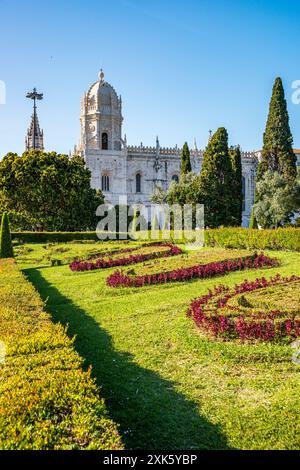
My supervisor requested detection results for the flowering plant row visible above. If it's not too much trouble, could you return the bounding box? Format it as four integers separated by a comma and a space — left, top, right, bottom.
69, 243, 183, 272
106, 253, 278, 288
187, 274, 300, 342
86, 242, 167, 261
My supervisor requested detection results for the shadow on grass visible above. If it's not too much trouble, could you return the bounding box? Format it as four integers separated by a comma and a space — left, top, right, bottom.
24, 267, 233, 450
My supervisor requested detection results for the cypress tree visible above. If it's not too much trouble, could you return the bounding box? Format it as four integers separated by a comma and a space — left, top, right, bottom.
199, 128, 232, 227
0, 212, 14, 258
249, 208, 258, 229
229, 146, 243, 226
180, 142, 192, 176
257, 77, 297, 182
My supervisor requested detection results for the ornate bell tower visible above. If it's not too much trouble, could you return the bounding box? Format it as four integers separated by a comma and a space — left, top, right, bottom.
78, 71, 127, 204
79, 70, 123, 152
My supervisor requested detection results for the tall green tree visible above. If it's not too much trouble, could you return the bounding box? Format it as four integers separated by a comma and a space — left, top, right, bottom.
253, 171, 300, 228
0, 212, 13, 258
180, 142, 192, 176
249, 208, 258, 229
257, 77, 297, 182
167, 173, 202, 207
151, 174, 203, 230
228, 146, 243, 226
199, 128, 233, 227
0, 151, 104, 231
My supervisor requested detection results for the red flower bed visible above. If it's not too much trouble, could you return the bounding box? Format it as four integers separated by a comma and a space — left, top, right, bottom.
107, 253, 278, 288
187, 274, 300, 341
69, 243, 183, 272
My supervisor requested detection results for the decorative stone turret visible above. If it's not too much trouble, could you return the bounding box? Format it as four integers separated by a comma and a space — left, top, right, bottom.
25, 87, 44, 151
79, 70, 127, 204
79, 69, 123, 152
25, 112, 44, 151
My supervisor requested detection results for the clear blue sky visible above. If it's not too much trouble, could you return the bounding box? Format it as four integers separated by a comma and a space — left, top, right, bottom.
0, 0, 300, 157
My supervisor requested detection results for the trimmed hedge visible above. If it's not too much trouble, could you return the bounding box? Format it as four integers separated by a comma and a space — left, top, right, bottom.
0, 259, 123, 450
11, 231, 128, 243
204, 228, 300, 251
11, 228, 300, 251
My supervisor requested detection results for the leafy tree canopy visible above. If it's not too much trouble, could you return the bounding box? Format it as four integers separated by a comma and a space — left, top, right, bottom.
0, 150, 104, 231
253, 170, 300, 228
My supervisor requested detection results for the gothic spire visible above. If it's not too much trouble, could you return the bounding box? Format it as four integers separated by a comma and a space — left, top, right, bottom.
25, 111, 44, 151
25, 88, 44, 151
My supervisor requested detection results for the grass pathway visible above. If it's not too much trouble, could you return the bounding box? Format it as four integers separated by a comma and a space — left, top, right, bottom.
20, 246, 300, 450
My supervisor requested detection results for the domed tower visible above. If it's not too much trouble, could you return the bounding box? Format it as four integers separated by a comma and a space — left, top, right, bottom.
80, 69, 123, 152
79, 70, 127, 203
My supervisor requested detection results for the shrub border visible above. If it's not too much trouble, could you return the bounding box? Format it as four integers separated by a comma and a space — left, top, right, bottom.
0, 259, 123, 450
12, 228, 300, 251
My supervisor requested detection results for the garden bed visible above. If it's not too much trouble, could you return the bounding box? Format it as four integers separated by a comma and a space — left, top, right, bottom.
187, 274, 300, 341
70, 243, 183, 272
107, 253, 278, 288
125, 248, 251, 277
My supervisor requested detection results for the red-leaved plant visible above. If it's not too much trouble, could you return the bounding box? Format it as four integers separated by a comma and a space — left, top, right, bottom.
70, 243, 183, 272
187, 274, 300, 341
106, 253, 278, 288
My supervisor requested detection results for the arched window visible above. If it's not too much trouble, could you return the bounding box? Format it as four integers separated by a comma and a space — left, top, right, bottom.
102, 175, 110, 192
136, 173, 141, 193
102, 132, 108, 150
242, 176, 246, 212
172, 175, 179, 183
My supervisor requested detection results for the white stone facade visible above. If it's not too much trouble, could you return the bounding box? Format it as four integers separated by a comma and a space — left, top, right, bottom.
77, 71, 260, 227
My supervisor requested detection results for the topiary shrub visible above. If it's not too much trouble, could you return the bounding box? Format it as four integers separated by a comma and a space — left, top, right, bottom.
0, 212, 14, 258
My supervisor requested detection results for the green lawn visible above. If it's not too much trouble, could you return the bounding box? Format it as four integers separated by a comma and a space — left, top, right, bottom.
18, 242, 300, 450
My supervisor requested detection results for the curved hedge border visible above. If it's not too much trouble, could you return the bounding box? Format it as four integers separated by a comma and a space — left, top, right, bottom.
187, 274, 300, 341
70, 243, 183, 272
0, 259, 123, 450
107, 253, 278, 288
